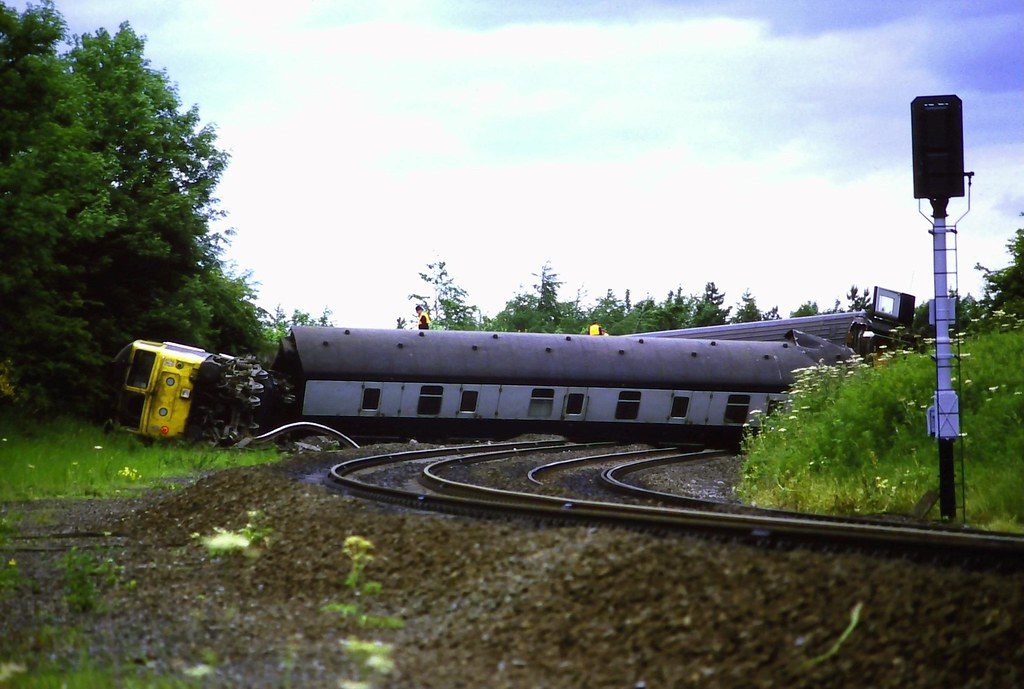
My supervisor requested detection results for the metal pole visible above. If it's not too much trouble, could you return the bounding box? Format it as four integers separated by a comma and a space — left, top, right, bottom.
928, 198, 959, 519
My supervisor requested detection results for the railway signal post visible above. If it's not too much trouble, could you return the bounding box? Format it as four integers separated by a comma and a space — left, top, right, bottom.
911, 94, 968, 520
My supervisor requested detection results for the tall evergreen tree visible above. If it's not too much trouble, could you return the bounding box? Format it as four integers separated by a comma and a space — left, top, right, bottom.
487, 263, 587, 333
533, 262, 564, 331
587, 290, 627, 335
845, 285, 871, 312
692, 282, 731, 327
730, 289, 762, 324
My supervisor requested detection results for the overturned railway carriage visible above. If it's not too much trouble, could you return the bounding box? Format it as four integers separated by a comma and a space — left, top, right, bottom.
273, 327, 851, 446
114, 325, 854, 448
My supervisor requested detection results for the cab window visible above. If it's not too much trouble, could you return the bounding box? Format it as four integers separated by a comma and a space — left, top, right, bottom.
126, 350, 157, 389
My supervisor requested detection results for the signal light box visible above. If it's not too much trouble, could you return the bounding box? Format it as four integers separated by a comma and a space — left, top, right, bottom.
871, 287, 915, 326
911, 95, 964, 200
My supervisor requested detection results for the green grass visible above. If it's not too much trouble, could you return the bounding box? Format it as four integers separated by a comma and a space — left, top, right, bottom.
740, 328, 1024, 531
1, 660, 203, 688
0, 416, 283, 688
0, 415, 280, 501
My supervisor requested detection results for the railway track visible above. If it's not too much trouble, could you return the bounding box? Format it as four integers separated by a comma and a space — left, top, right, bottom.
327, 440, 1024, 566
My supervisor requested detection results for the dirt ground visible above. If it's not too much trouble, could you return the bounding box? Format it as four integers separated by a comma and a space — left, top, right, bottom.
1, 447, 1022, 688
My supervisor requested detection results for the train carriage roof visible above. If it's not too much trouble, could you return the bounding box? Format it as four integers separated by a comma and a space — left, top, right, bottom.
636, 312, 870, 344
274, 326, 852, 393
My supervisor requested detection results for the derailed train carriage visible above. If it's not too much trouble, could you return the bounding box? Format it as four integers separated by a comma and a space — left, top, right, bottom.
113, 324, 850, 449
268, 326, 852, 447
112, 288, 914, 448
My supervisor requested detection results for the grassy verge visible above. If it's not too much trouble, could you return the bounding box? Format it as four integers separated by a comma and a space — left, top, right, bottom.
1, 662, 204, 688
0, 415, 280, 501
0, 419, 286, 689
740, 328, 1024, 532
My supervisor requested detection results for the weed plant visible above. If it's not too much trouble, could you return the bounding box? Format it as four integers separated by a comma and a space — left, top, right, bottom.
339, 637, 395, 689
0, 414, 280, 500
741, 328, 1024, 531
194, 510, 274, 557
60, 547, 133, 613
322, 536, 405, 630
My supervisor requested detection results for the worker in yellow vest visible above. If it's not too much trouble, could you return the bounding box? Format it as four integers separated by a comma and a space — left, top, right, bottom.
415, 305, 431, 330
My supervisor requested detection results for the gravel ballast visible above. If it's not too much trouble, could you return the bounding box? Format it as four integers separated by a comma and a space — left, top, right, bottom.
1, 447, 1021, 688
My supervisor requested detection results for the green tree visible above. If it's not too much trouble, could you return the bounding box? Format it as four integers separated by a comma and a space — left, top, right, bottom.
66, 23, 244, 350
822, 298, 843, 314
487, 262, 584, 333
533, 262, 565, 331
611, 293, 665, 334
486, 291, 544, 332
955, 292, 986, 335
0, 5, 261, 417
791, 302, 820, 318
586, 290, 628, 335
691, 282, 731, 327
409, 261, 481, 330
629, 288, 695, 332
977, 219, 1024, 325
844, 285, 871, 312
0, 2, 109, 414
730, 290, 762, 324
261, 305, 335, 344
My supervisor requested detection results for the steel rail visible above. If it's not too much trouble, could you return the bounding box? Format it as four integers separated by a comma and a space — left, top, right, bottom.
328, 443, 1024, 564
328, 438, 589, 492
600, 453, 972, 528
526, 447, 701, 485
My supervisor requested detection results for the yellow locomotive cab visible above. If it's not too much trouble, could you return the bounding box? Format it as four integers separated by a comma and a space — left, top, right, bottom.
115, 340, 211, 439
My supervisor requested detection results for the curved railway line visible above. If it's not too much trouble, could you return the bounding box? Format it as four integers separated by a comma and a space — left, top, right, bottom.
327, 440, 1024, 567
5, 439, 1022, 688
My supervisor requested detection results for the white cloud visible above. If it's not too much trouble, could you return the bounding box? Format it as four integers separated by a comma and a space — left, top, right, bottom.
13, 0, 1024, 327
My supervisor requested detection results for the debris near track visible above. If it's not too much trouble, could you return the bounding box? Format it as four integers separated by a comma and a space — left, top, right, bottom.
1, 445, 1021, 688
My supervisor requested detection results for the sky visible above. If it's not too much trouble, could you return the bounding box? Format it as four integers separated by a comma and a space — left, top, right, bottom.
16, 0, 1024, 328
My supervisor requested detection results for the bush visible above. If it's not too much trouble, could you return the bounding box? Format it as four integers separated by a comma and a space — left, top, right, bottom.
740, 329, 1024, 530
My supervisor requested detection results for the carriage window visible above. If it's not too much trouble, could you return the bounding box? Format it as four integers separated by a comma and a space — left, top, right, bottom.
417, 385, 444, 415
766, 398, 785, 418
126, 350, 157, 390
615, 390, 642, 420
565, 393, 585, 416
361, 387, 381, 411
117, 391, 146, 430
528, 388, 555, 417
460, 390, 479, 413
670, 396, 690, 419
724, 394, 751, 424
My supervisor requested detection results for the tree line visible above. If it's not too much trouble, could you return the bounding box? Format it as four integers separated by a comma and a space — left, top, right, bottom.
1, 3, 1021, 421
406, 261, 878, 335
405, 250, 1024, 341
1, 3, 263, 418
